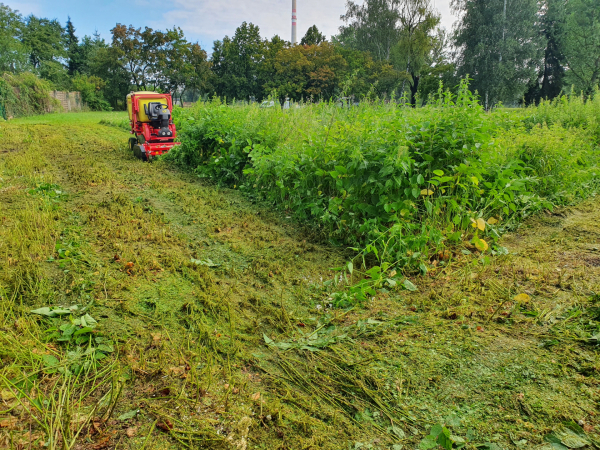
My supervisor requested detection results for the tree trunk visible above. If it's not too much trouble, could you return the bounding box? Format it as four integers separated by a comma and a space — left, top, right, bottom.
410, 74, 420, 107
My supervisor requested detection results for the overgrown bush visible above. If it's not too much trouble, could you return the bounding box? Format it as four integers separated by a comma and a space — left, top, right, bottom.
0, 72, 58, 117
169, 83, 600, 272
71, 74, 111, 111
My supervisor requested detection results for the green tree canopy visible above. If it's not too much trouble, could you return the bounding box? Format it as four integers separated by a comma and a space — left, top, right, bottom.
211, 22, 266, 101
452, 0, 542, 107
301, 25, 326, 46
563, 0, 600, 94
339, 0, 401, 61
389, 0, 440, 104
0, 4, 29, 73
265, 42, 347, 101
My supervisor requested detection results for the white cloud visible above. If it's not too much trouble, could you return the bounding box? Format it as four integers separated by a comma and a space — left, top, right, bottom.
161, 0, 456, 48
4, 0, 43, 16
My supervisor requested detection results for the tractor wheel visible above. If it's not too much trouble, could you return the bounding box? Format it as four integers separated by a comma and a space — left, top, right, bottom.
133, 144, 148, 161
128, 137, 137, 151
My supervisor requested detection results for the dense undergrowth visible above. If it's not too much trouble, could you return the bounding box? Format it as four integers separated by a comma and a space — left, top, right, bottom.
169, 84, 600, 285
0, 72, 59, 119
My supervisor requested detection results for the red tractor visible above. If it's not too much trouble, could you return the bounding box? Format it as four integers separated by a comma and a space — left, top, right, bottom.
127, 92, 180, 160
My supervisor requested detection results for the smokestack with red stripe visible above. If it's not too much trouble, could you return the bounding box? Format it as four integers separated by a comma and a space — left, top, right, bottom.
292, 0, 297, 45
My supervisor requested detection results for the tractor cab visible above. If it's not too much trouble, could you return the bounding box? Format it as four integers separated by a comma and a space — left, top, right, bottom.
127, 92, 180, 160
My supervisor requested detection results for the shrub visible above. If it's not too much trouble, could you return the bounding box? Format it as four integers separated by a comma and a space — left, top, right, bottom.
71, 74, 112, 111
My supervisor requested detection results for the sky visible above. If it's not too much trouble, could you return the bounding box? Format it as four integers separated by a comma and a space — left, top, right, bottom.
5, 0, 457, 51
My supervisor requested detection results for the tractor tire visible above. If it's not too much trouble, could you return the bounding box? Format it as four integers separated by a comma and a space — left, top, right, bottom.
133, 144, 148, 161
128, 137, 137, 152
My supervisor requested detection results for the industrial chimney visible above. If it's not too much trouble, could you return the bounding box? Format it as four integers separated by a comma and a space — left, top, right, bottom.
292, 0, 297, 45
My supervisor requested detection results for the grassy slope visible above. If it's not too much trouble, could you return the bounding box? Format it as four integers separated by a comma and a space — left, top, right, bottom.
0, 112, 598, 450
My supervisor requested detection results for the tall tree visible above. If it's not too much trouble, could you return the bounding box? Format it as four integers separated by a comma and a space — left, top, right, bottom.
339, 0, 401, 61
22, 16, 67, 69
65, 17, 81, 75
539, 0, 566, 100
563, 0, 600, 95
301, 25, 326, 46
0, 4, 29, 72
390, 0, 440, 104
211, 22, 266, 101
452, 0, 542, 108
523, 0, 567, 104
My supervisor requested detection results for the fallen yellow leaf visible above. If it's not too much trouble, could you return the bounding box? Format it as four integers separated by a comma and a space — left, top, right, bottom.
421, 189, 434, 196
487, 217, 499, 225
476, 218, 486, 231
474, 238, 489, 252
514, 293, 530, 303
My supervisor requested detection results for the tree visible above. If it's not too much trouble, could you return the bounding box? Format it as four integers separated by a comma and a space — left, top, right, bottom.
22, 16, 67, 69
0, 4, 29, 73
563, 0, 600, 95
389, 0, 440, 105
301, 25, 326, 46
339, 0, 401, 61
258, 35, 288, 98
66, 17, 81, 76
452, 0, 542, 108
211, 22, 266, 101
111, 24, 202, 95
539, 0, 566, 100
339, 0, 443, 104
335, 45, 403, 99
414, 28, 457, 102
524, 0, 567, 104
265, 42, 347, 101
87, 44, 131, 109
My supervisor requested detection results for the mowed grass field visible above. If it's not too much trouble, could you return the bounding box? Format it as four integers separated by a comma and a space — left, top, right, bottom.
0, 112, 599, 450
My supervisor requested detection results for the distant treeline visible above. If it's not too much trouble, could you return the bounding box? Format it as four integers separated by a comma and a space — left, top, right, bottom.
0, 0, 598, 112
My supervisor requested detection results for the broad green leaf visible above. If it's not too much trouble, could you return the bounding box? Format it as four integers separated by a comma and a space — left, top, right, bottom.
403, 279, 418, 292
31, 307, 72, 317
263, 334, 275, 346
42, 354, 59, 367
97, 344, 114, 353
73, 327, 94, 336
117, 409, 139, 421
419, 436, 438, 450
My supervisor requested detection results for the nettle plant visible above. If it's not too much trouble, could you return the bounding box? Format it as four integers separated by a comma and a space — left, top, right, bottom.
31, 305, 114, 375
170, 80, 557, 307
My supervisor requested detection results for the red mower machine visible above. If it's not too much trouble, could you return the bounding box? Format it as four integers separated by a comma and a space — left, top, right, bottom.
127, 92, 180, 160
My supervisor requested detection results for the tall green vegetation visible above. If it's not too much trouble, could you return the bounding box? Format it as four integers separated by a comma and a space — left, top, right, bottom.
0, 72, 56, 117
169, 85, 600, 287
